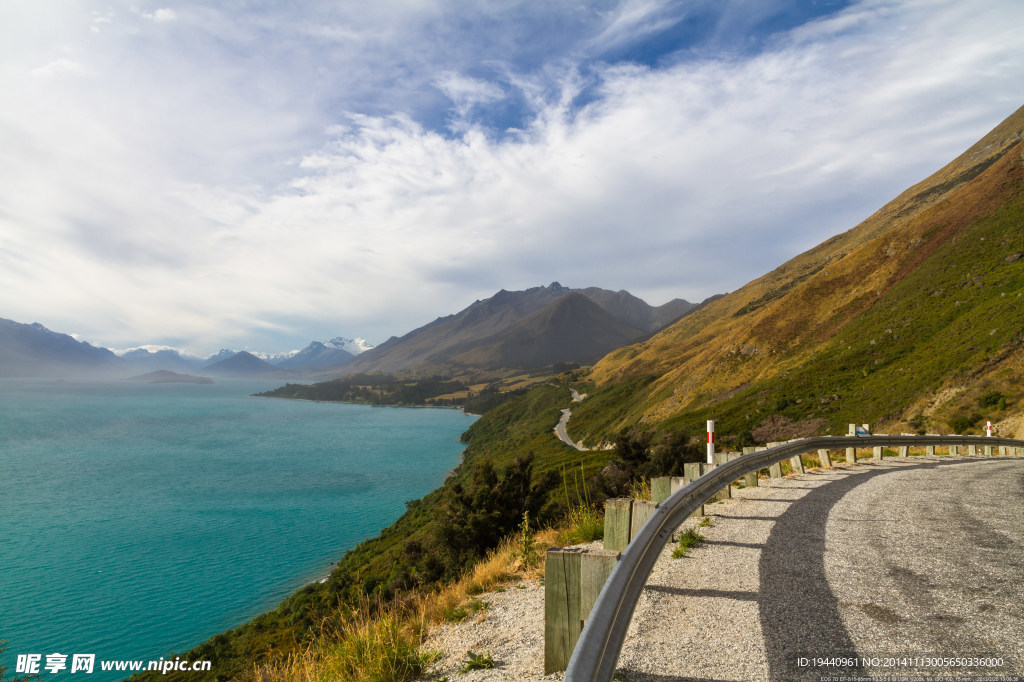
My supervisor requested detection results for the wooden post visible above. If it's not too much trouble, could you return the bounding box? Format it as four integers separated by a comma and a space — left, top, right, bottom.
769, 461, 783, 479
898, 434, 911, 458
968, 444, 978, 456
669, 476, 690, 494
949, 444, 959, 456
701, 462, 730, 501
846, 424, 857, 463
603, 499, 632, 552
630, 500, 658, 538
873, 446, 883, 461
817, 448, 833, 468
789, 454, 805, 475
651, 477, 671, 504
999, 446, 1007, 457
683, 462, 701, 481
545, 548, 620, 674
669, 476, 702, 517
984, 445, 993, 457
545, 548, 582, 674
579, 550, 620, 624
716, 451, 744, 487
741, 447, 759, 483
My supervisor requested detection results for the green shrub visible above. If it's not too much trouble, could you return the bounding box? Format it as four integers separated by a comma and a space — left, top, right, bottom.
947, 414, 977, 433
978, 391, 1005, 408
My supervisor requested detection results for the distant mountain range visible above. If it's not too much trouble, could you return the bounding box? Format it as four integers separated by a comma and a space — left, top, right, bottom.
0, 284, 709, 379
0, 322, 374, 378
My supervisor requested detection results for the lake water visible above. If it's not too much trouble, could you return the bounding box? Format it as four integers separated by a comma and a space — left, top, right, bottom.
0, 378, 476, 678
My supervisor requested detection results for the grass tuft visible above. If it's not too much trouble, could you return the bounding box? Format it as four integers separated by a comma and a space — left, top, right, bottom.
458, 651, 494, 673
671, 528, 705, 559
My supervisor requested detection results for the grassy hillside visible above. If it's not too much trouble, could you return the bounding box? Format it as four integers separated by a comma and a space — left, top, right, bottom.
580, 103, 1024, 441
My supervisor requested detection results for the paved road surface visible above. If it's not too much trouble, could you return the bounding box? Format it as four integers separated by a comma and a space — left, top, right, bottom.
614, 456, 1024, 681
555, 408, 587, 451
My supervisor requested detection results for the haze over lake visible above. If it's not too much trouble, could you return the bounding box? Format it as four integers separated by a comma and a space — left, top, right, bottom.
0, 379, 475, 679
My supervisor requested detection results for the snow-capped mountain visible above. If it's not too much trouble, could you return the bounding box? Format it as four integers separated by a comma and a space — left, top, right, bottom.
326, 337, 373, 355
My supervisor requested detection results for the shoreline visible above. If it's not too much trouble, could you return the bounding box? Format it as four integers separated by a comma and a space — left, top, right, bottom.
253, 392, 479, 416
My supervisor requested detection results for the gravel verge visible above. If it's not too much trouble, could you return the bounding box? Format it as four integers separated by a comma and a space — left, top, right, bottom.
418, 455, 1024, 681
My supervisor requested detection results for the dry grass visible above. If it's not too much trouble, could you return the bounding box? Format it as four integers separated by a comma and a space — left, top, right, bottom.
247, 527, 566, 682
250, 598, 432, 682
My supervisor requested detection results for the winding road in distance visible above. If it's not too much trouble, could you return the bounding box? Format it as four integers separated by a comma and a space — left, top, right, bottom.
555, 389, 589, 451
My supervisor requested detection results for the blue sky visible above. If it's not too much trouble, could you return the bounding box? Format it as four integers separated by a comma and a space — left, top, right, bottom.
1, 0, 1022, 356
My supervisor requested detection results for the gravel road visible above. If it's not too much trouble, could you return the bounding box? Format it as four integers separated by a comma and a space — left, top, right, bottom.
420, 455, 1024, 681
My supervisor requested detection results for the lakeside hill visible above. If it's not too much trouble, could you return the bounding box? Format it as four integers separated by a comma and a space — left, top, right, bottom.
128, 370, 214, 384
337, 282, 709, 375
134, 104, 1024, 681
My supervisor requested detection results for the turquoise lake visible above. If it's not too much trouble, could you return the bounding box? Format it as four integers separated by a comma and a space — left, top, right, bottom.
0, 378, 476, 678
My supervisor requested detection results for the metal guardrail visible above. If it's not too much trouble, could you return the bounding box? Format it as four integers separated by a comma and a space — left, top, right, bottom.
564, 434, 1024, 681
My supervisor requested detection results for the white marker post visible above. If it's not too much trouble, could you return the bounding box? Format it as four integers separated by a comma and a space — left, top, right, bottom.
986, 421, 993, 437
706, 419, 715, 464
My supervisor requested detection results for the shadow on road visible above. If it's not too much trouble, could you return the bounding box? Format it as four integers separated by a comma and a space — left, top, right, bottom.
757, 459, 970, 681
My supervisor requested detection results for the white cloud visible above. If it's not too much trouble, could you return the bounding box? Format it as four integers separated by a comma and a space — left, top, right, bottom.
588, 0, 685, 53
31, 58, 85, 78
435, 71, 506, 121
0, 0, 1022, 354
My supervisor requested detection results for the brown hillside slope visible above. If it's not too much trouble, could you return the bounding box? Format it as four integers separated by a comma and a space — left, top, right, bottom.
589, 103, 1024, 431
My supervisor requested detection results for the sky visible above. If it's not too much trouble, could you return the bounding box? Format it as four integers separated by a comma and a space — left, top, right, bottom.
1, 0, 1022, 357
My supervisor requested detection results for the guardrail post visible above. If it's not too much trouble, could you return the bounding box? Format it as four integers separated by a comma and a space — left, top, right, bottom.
545, 548, 582, 674
817, 448, 833, 468
898, 434, 912, 457
742, 447, 760, 485
651, 477, 672, 504
580, 550, 620, 621
968, 444, 978, 456
603, 499, 632, 552
846, 424, 857, 462
949, 444, 959, 456
631, 500, 658, 538
984, 444, 993, 457
926, 435, 938, 456
545, 548, 620, 674
789, 454, 805, 474
873, 445, 883, 461
702, 462, 730, 501
762, 444, 783, 478
716, 452, 744, 489
669, 476, 702, 517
